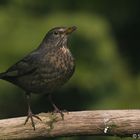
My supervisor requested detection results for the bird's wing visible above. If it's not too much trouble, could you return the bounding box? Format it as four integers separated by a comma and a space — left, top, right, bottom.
4, 51, 40, 77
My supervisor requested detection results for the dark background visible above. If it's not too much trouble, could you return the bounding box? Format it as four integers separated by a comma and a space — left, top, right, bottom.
0, 0, 140, 140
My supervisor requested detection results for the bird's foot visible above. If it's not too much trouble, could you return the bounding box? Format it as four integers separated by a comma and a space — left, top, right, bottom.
48, 95, 67, 120
52, 107, 68, 120
24, 110, 42, 130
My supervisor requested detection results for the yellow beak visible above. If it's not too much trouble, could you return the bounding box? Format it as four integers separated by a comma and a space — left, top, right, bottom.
65, 26, 77, 34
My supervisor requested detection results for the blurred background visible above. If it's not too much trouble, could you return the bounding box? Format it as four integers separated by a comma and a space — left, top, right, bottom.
0, 0, 140, 140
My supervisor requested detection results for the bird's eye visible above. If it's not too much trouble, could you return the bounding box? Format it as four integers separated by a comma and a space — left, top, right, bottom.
54, 31, 59, 35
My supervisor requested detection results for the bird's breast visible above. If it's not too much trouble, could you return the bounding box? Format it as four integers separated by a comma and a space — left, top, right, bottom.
46, 47, 74, 72
18, 47, 75, 93
38, 47, 75, 86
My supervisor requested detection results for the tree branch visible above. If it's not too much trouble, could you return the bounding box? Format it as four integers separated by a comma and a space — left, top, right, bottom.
0, 110, 140, 139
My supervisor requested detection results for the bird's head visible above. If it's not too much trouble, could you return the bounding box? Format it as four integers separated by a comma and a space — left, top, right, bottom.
42, 26, 77, 48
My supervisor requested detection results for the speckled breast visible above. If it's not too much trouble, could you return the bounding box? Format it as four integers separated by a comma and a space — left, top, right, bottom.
22, 47, 75, 94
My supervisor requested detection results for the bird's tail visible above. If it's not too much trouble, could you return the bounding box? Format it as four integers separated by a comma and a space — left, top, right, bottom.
0, 72, 5, 79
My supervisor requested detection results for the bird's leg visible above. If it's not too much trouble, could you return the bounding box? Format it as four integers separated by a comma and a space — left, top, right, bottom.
24, 93, 41, 130
48, 94, 64, 120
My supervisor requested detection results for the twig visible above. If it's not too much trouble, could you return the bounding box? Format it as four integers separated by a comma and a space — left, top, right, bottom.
0, 110, 140, 139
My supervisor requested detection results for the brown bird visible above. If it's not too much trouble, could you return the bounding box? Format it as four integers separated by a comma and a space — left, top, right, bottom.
0, 26, 77, 130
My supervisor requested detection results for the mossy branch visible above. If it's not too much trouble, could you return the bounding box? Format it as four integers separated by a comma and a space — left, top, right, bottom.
0, 110, 140, 139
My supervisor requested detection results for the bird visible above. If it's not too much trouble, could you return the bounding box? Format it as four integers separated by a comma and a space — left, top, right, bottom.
0, 26, 77, 130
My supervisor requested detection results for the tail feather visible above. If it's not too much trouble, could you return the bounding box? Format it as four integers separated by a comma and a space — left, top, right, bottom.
0, 72, 5, 79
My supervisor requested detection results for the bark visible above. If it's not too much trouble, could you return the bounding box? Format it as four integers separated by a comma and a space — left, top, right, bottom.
0, 110, 140, 139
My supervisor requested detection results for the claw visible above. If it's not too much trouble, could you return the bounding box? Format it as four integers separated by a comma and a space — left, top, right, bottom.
24, 93, 41, 130
52, 107, 64, 120
24, 109, 42, 130
48, 94, 66, 120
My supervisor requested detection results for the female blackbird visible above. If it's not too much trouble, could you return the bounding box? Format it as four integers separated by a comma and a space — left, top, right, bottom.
0, 26, 77, 130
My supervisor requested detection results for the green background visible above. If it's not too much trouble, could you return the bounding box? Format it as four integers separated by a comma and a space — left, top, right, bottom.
0, 0, 140, 140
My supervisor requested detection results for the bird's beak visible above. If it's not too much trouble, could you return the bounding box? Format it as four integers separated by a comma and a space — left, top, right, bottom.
65, 26, 77, 34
